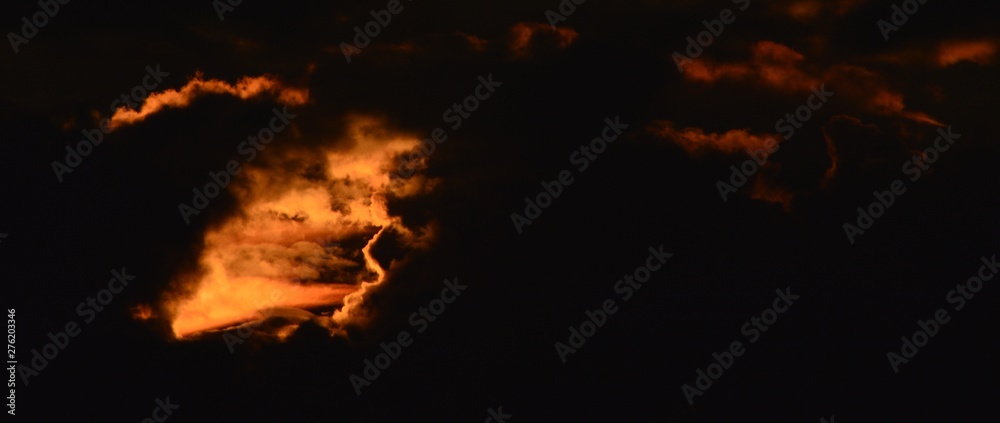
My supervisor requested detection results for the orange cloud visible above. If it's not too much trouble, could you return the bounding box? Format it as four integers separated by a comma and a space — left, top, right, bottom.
109, 74, 309, 129
780, 0, 866, 19
937, 40, 998, 67
131, 304, 155, 320
787, 1, 822, 20
684, 41, 818, 92
684, 41, 942, 126
650, 119, 796, 210
508, 22, 578, 58
868, 89, 943, 126
749, 174, 794, 211
166, 116, 437, 338
649, 120, 779, 156
459, 32, 488, 52
876, 39, 998, 68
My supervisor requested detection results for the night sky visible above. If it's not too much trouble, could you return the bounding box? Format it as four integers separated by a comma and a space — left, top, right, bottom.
2, 0, 999, 421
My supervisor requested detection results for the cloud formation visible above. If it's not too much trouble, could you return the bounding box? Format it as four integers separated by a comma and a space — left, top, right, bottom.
110, 75, 309, 129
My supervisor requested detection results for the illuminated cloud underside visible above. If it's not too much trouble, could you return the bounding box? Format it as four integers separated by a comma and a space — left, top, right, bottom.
169, 117, 433, 338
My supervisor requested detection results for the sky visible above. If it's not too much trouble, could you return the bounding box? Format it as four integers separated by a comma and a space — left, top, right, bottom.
1, 0, 998, 421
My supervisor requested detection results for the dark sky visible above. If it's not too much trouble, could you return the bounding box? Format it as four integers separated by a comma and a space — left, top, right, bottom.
2, 0, 999, 421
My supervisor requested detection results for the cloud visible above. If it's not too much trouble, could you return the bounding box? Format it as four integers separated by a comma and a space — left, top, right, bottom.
937, 39, 998, 67
648, 120, 778, 156
749, 170, 795, 210
683, 41, 943, 125
682, 41, 819, 92
458, 32, 489, 52
747, 114, 918, 209
110, 74, 309, 129
875, 38, 998, 69
777, 0, 867, 20
820, 115, 913, 184
165, 115, 439, 338
508, 22, 579, 59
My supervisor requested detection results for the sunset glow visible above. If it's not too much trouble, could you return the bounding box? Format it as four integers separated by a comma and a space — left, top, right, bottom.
168, 116, 432, 338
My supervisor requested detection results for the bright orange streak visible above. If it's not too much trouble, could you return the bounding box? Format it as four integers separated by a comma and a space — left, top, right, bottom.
109, 74, 308, 129
171, 256, 358, 337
